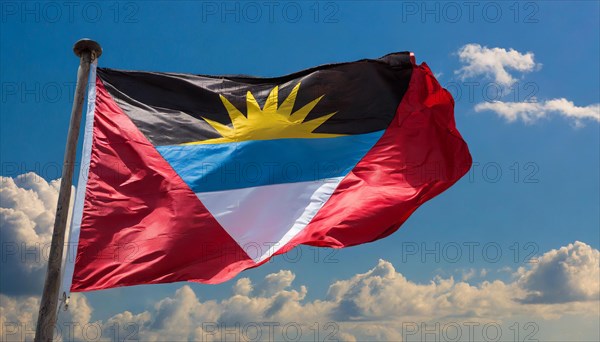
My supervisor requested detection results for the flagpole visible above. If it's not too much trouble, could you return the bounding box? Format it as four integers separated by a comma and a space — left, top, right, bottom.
34, 39, 102, 342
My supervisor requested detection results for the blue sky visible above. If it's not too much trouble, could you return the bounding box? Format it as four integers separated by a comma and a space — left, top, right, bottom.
1, 1, 599, 341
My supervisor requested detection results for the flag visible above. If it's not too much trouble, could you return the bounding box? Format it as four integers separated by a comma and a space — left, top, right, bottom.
64, 52, 472, 292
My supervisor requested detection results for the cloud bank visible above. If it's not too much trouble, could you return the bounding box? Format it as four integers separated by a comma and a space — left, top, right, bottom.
3, 246, 598, 341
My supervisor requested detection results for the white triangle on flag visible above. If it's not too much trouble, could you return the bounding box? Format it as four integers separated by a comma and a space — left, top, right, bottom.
196, 177, 343, 263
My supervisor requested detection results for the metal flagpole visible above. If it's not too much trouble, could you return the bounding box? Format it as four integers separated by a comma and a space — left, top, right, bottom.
34, 39, 102, 342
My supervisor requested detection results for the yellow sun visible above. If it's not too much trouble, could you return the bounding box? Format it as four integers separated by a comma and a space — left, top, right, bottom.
183, 82, 341, 145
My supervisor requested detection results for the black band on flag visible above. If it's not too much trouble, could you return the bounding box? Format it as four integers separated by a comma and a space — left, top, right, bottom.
97, 52, 413, 146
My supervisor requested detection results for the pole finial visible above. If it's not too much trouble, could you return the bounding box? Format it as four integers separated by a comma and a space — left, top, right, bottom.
73, 39, 102, 58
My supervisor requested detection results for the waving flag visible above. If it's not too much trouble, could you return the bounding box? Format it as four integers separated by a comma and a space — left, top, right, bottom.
64, 52, 471, 292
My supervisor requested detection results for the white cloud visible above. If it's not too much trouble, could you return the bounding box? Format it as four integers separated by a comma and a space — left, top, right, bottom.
0, 173, 73, 295
257, 270, 296, 297
474, 99, 600, 125
456, 44, 540, 87
232, 277, 253, 296
0, 295, 39, 341
517, 241, 600, 304
455, 267, 488, 281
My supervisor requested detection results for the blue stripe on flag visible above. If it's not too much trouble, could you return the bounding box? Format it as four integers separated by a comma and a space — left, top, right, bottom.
156, 131, 384, 192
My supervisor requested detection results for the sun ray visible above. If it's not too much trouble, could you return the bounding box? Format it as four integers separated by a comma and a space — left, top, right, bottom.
302, 112, 338, 132
201, 117, 232, 137
246, 91, 262, 116
219, 95, 245, 124
263, 86, 279, 113
289, 95, 324, 123
279, 83, 301, 117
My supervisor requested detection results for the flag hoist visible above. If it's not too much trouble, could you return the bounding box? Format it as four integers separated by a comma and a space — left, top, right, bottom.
34, 39, 102, 342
